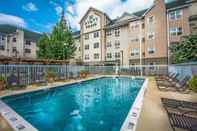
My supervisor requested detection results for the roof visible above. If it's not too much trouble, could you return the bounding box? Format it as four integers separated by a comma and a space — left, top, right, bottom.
79, 7, 111, 24
0, 24, 42, 41
72, 31, 80, 38
166, 0, 190, 9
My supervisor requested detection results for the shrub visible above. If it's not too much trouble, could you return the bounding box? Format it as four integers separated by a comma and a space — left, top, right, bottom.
0, 75, 6, 82
188, 76, 197, 92
45, 70, 57, 82
80, 70, 88, 74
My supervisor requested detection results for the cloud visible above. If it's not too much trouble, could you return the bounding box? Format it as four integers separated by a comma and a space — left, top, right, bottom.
66, 0, 154, 30
22, 2, 38, 12
55, 6, 63, 16
0, 13, 26, 27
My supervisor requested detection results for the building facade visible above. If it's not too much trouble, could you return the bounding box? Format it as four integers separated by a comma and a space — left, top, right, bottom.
0, 25, 41, 59
73, 0, 197, 65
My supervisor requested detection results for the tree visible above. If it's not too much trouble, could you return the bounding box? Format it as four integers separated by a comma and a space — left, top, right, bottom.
170, 34, 197, 64
37, 10, 76, 60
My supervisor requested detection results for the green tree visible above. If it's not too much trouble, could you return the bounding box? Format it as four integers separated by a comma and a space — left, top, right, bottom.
170, 34, 197, 64
37, 10, 76, 60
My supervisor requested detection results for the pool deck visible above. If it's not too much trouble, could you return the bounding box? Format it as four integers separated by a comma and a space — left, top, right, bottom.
136, 77, 197, 131
0, 76, 197, 131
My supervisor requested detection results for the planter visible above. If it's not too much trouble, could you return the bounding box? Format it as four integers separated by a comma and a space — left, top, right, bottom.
80, 73, 87, 78
48, 77, 55, 83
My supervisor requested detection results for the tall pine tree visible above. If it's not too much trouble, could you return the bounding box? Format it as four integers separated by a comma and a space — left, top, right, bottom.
37, 10, 76, 60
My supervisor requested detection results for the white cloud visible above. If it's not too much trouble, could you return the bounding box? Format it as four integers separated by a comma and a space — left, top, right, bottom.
22, 2, 38, 12
55, 6, 63, 16
66, 0, 154, 30
0, 13, 26, 27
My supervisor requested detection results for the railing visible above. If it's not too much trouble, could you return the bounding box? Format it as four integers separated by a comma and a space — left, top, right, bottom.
0, 64, 196, 87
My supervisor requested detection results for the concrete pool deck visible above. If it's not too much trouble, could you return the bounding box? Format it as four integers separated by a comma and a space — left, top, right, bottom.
136, 77, 197, 131
0, 76, 197, 131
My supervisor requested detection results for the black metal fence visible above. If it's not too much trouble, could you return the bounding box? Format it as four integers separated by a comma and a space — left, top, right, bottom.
0, 64, 196, 87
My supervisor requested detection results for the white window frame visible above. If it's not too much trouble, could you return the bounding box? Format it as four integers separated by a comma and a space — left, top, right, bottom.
169, 10, 182, 20
131, 48, 140, 56
148, 47, 156, 54
170, 27, 183, 36
147, 32, 155, 40
147, 16, 155, 23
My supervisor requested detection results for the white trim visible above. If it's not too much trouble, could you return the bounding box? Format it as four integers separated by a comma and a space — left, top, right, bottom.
0, 100, 38, 131
120, 78, 148, 131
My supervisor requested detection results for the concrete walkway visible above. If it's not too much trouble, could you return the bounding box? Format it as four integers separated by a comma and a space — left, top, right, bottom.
136, 77, 197, 131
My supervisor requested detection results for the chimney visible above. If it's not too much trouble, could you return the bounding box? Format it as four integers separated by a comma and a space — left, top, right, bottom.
154, 0, 165, 5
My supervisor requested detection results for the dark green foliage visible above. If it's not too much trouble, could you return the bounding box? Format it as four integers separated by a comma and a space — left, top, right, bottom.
170, 34, 197, 64
189, 75, 197, 92
37, 13, 76, 60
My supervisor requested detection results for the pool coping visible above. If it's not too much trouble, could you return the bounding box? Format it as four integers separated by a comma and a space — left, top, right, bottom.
120, 78, 148, 131
0, 75, 147, 131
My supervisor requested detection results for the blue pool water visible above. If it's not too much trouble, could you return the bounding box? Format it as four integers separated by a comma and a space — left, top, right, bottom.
2, 77, 144, 131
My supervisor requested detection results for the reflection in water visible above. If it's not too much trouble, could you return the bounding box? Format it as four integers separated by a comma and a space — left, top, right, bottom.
2, 77, 144, 131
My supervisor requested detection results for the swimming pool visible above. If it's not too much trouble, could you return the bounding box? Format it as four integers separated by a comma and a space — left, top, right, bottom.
1, 77, 145, 131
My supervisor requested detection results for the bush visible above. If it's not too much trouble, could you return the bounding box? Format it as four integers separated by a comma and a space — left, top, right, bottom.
80, 70, 88, 74
189, 76, 197, 92
45, 70, 57, 82
0, 75, 6, 82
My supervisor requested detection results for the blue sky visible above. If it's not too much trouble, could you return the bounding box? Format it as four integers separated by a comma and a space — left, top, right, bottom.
0, 0, 172, 33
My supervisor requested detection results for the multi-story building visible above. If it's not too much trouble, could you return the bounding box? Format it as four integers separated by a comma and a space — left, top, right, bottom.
73, 0, 197, 66
0, 25, 41, 59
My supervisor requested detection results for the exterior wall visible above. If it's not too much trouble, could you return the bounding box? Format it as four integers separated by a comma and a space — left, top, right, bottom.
0, 29, 37, 59
189, 2, 197, 34
128, 20, 145, 65
105, 26, 129, 65
73, 37, 81, 60
144, 0, 168, 65
168, 7, 190, 43
80, 8, 107, 63
78, 0, 195, 66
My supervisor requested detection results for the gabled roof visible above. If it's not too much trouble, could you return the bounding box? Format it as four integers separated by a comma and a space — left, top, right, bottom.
0, 24, 42, 41
79, 7, 111, 24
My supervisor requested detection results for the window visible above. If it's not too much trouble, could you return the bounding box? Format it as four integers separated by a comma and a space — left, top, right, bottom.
106, 30, 112, 36
25, 48, 31, 53
12, 37, 16, 42
115, 41, 120, 49
131, 48, 139, 56
115, 52, 120, 58
85, 45, 89, 50
148, 48, 155, 54
25, 40, 31, 45
12, 47, 17, 52
94, 32, 99, 38
94, 42, 99, 48
85, 54, 89, 60
106, 53, 112, 58
148, 16, 154, 23
94, 53, 99, 59
0, 45, 4, 50
142, 23, 145, 29
170, 27, 182, 36
148, 33, 155, 40
169, 10, 182, 20
131, 37, 139, 43
115, 28, 120, 37
85, 34, 89, 40
130, 23, 139, 30
142, 37, 145, 43
106, 42, 112, 48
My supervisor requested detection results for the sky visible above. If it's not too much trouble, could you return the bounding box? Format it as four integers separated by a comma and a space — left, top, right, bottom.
0, 0, 173, 33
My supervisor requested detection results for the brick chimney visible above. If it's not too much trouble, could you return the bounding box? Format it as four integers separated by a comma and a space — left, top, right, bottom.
154, 0, 165, 5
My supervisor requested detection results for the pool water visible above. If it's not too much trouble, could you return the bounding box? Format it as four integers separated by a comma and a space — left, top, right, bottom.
2, 77, 144, 131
